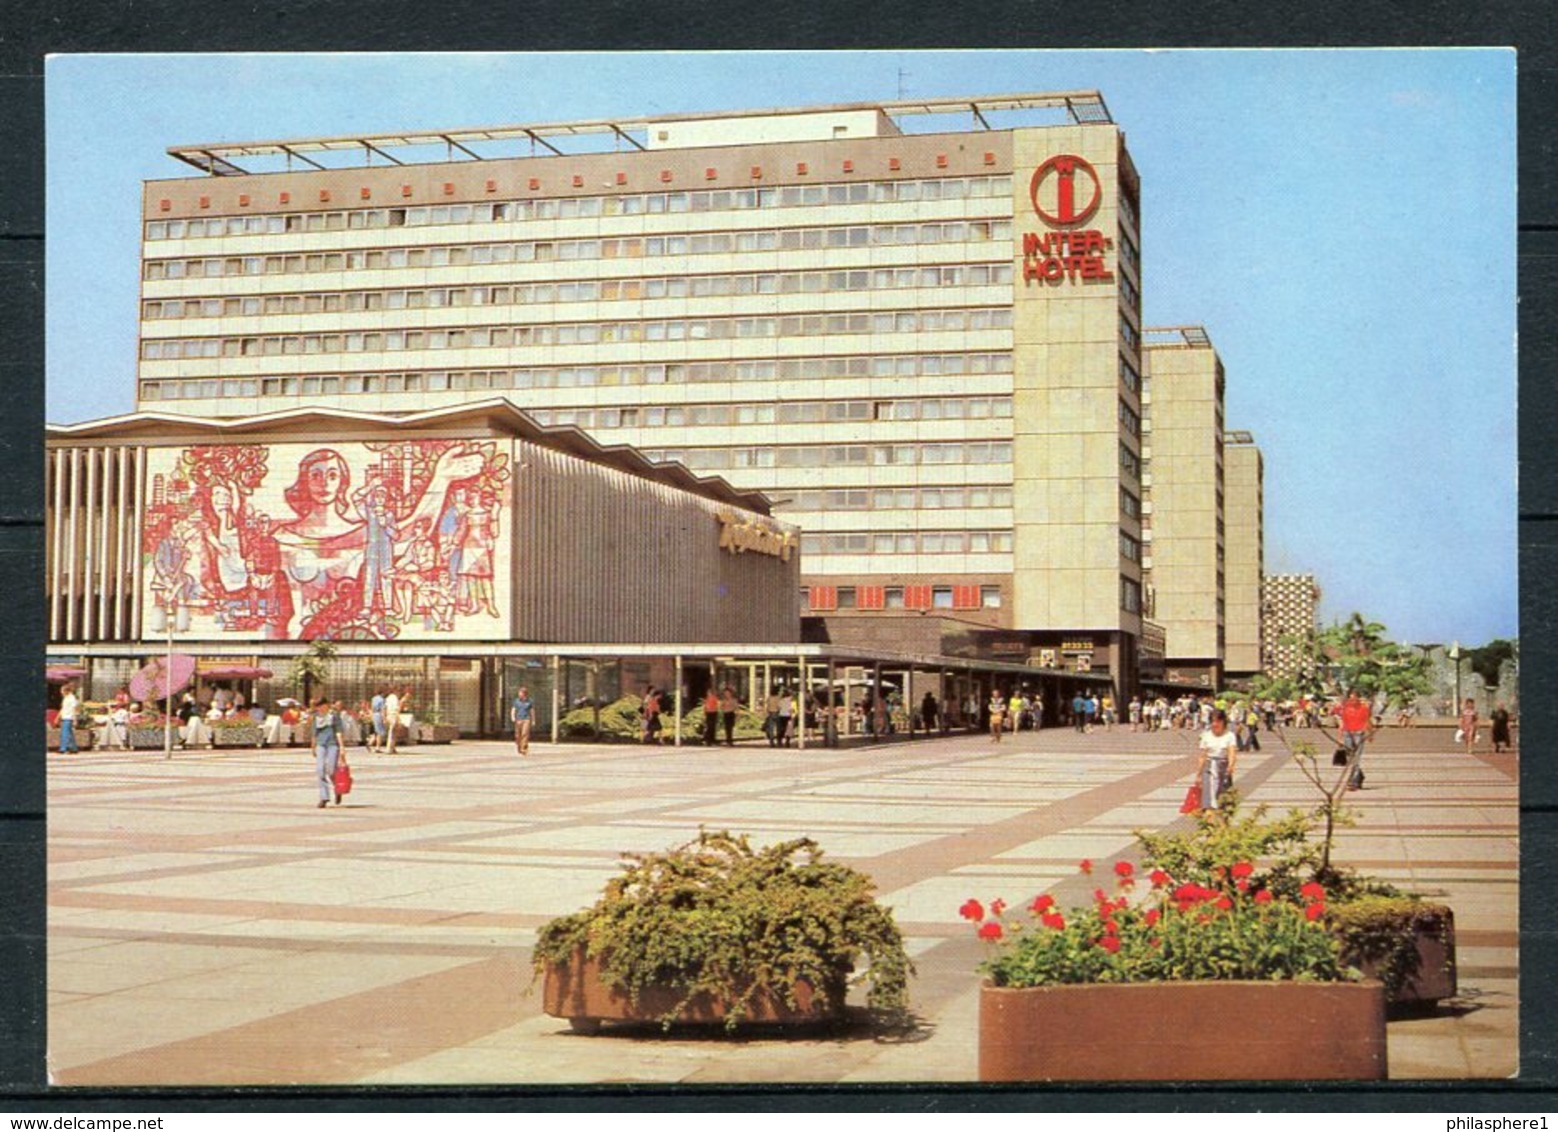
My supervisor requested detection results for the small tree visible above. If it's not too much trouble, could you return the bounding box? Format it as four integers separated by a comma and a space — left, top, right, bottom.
289, 639, 338, 703
1314, 613, 1433, 711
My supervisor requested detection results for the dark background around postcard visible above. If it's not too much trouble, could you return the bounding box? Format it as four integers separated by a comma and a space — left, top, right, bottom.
0, 0, 1553, 1112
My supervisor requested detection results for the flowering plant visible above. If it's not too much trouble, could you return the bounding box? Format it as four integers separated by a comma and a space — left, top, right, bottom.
964, 858, 1354, 987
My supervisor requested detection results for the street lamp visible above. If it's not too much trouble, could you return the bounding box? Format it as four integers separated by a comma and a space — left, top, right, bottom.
155, 584, 191, 760
1447, 641, 1463, 716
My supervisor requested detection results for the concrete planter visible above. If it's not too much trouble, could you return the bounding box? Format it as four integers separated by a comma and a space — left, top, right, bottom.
48, 727, 95, 751
979, 980, 1387, 1081
542, 951, 846, 1033
417, 723, 460, 744
127, 727, 170, 750
210, 726, 263, 747
1342, 906, 1457, 1007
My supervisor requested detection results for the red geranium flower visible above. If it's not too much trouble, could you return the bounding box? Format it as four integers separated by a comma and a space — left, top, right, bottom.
1098, 935, 1121, 954
1253, 889, 1273, 904
1300, 882, 1326, 903
1306, 902, 1327, 922
990, 898, 1007, 918
1236, 879, 1250, 893
1102, 919, 1119, 935
1041, 912, 1066, 931
1144, 908, 1161, 927
978, 921, 1004, 941
959, 899, 984, 922
1030, 894, 1056, 914
1114, 861, 1134, 879
1093, 888, 1110, 906
1079, 859, 1094, 875
1231, 861, 1255, 879
1149, 937, 1163, 949
1215, 896, 1234, 911
1149, 869, 1171, 888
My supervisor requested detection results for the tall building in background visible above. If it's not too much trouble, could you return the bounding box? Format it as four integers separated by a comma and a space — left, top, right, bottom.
132, 93, 1146, 695
1140, 327, 1224, 689
1222, 430, 1264, 678
1262, 572, 1321, 679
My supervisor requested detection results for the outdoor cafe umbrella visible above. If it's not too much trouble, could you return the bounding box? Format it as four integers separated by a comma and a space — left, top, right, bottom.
129, 654, 197, 703
198, 665, 275, 680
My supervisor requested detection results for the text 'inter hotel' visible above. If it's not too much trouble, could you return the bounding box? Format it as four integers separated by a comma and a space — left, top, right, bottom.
52, 92, 1263, 707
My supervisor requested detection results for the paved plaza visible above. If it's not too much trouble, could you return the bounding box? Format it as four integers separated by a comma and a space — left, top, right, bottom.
46, 725, 1518, 1087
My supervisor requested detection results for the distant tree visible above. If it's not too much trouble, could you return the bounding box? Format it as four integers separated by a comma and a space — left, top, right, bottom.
1466, 638, 1518, 693
1313, 612, 1433, 710
289, 639, 338, 703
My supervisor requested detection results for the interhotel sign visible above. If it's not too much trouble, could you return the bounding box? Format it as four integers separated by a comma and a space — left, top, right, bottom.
1021, 154, 1114, 287
715, 509, 797, 563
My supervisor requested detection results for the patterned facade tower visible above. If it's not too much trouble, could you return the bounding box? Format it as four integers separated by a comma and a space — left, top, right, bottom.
1261, 573, 1321, 678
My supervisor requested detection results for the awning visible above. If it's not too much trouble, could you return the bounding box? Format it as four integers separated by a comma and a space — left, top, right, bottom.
199, 665, 276, 680
46, 665, 86, 684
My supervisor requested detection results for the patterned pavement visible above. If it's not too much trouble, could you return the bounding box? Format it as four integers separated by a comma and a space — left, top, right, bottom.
46, 724, 1518, 1086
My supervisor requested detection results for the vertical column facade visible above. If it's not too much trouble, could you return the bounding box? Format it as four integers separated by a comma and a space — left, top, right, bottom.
1223, 433, 1264, 676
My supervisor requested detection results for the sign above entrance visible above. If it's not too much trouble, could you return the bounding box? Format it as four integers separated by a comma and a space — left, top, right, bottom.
715, 509, 797, 562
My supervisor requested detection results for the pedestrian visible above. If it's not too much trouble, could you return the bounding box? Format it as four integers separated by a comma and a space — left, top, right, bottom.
1338, 688, 1373, 790
641, 685, 663, 745
384, 686, 402, 754
719, 685, 739, 746
1032, 692, 1044, 731
988, 690, 1006, 742
1196, 709, 1239, 812
776, 688, 796, 746
702, 686, 721, 746
1101, 694, 1115, 730
510, 685, 533, 756
921, 691, 939, 734
764, 686, 782, 747
309, 696, 347, 808
368, 686, 386, 751
106, 700, 130, 750
58, 683, 81, 753
1128, 696, 1142, 732
1459, 697, 1479, 755
1071, 692, 1086, 733
1008, 691, 1023, 733
1490, 702, 1512, 752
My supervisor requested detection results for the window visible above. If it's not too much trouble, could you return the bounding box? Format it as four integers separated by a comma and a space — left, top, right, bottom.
837, 587, 857, 610
981, 586, 1002, 608
932, 587, 954, 609
885, 587, 905, 609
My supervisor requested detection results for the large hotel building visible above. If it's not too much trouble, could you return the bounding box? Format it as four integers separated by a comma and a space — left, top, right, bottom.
54, 92, 1270, 709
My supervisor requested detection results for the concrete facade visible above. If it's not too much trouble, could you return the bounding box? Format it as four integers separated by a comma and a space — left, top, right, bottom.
1223, 431, 1264, 677
1263, 572, 1322, 678
132, 94, 1145, 694
1141, 328, 1224, 686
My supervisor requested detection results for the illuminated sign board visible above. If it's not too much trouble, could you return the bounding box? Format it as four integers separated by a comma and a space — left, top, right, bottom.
1021, 154, 1114, 287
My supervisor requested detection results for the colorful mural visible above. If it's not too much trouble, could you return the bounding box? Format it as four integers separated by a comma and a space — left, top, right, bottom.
141, 440, 511, 641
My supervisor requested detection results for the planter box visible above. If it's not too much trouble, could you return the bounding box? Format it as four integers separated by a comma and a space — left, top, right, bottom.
127, 727, 171, 750
417, 723, 460, 744
47, 727, 97, 751
979, 980, 1387, 1082
1343, 908, 1457, 1006
211, 726, 263, 747
542, 952, 845, 1033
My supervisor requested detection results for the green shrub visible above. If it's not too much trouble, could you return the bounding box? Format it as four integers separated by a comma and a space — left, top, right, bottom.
533, 830, 913, 1030
1328, 895, 1454, 998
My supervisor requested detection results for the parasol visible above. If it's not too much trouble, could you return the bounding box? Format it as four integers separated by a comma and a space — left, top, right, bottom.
129, 654, 198, 703
199, 665, 275, 680
46, 666, 87, 684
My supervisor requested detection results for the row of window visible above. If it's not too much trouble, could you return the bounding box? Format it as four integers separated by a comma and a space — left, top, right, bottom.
141, 307, 1015, 361
642, 441, 1013, 471
529, 396, 1014, 431
1119, 356, 1141, 396
1120, 442, 1141, 480
800, 531, 1017, 556
1120, 486, 1142, 520
804, 584, 1003, 612
1118, 399, 1141, 439
1119, 314, 1141, 355
141, 262, 1015, 321
142, 220, 1018, 280
777, 485, 1015, 512
1120, 532, 1142, 562
137, 351, 1016, 402
145, 176, 1018, 241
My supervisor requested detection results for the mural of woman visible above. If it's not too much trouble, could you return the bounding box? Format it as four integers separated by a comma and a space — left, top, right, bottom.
459, 489, 500, 618
269, 445, 488, 640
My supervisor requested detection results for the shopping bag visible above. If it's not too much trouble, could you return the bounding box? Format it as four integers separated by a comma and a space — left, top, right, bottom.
1453, 729, 1465, 744
332, 756, 353, 798
1179, 783, 1202, 814
1332, 747, 1349, 767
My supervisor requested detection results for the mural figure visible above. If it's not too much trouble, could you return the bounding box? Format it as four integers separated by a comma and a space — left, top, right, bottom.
143, 440, 509, 642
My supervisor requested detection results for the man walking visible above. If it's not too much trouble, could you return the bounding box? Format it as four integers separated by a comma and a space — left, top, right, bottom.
511, 686, 534, 756
368, 686, 386, 752
1338, 688, 1373, 791
384, 686, 402, 755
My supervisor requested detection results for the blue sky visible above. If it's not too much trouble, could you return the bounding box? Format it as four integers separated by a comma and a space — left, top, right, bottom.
45, 50, 1518, 646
